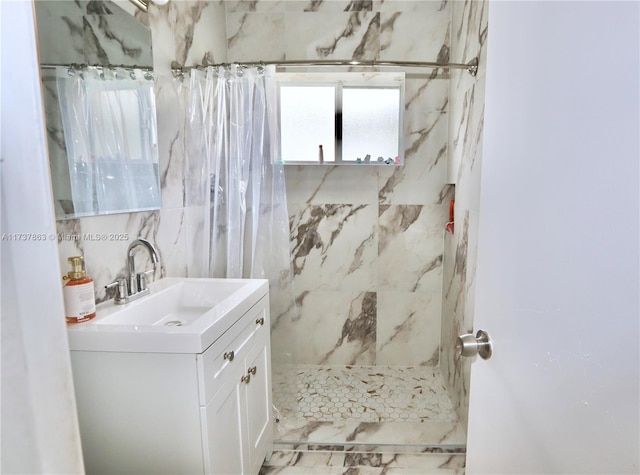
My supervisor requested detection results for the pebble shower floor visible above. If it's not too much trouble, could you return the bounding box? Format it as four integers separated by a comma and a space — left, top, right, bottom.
272, 365, 458, 424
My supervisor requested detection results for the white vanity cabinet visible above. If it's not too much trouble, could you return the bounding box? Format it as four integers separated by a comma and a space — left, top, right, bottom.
199, 300, 273, 475
70, 294, 273, 475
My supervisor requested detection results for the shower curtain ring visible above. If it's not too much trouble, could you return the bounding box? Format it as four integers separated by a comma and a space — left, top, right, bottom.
92, 65, 105, 80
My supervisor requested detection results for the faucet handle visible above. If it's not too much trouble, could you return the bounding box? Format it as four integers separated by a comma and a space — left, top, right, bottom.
136, 269, 155, 292
105, 278, 127, 302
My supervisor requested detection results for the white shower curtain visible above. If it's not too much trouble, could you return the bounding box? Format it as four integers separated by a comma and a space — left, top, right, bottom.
187, 65, 293, 305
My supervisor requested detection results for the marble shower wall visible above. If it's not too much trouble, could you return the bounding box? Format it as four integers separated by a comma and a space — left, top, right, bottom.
48, 1, 228, 300
441, 0, 488, 431
223, 1, 452, 366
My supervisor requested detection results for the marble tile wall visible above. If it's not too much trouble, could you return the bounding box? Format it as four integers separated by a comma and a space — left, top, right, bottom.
35, 0, 153, 69
224, 1, 452, 366
43, 0, 228, 300
440, 0, 488, 432
40, 0, 487, 409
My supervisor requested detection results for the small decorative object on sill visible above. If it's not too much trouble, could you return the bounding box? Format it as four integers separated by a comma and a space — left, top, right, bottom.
364, 154, 371, 164
385, 157, 393, 164
377, 156, 384, 163
318, 144, 324, 164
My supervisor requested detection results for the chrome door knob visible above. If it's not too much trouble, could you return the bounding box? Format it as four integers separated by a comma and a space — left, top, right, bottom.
456, 330, 492, 360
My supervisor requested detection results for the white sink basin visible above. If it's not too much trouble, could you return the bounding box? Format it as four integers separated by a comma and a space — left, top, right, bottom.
67, 278, 269, 353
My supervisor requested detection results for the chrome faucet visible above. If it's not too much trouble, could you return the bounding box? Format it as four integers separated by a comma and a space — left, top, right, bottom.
105, 238, 160, 305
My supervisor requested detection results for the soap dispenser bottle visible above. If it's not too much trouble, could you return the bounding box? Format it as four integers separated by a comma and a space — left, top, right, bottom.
63, 256, 96, 323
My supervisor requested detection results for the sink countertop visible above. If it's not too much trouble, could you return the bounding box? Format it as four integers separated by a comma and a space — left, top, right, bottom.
66, 277, 269, 354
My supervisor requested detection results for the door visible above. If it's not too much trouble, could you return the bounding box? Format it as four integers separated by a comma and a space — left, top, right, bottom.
466, 2, 639, 474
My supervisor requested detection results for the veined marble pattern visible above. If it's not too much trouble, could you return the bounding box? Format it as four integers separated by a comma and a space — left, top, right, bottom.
225, 0, 286, 13
227, 12, 286, 61
447, 0, 488, 189
225, 1, 453, 64
275, 418, 465, 447
454, 73, 486, 211
261, 449, 465, 475
286, 12, 380, 60
284, 291, 377, 365
34, 1, 152, 67
443, 209, 469, 316
83, 12, 149, 66
290, 204, 377, 291
285, 1, 375, 13
376, 290, 441, 366
148, 0, 228, 74
55, 208, 188, 304
378, 110, 449, 205
380, 8, 450, 63
154, 74, 188, 210
273, 365, 457, 424
450, 0, 488, 66
285, 166, 378, 206
441, 210, 478, 430
405, 73, 449, 112
441, 0, 489, 434
377, 204, 447, 292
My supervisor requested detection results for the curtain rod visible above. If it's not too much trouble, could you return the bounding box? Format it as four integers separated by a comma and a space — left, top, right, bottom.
171, 57, 479, 77
40, 63, 154, 72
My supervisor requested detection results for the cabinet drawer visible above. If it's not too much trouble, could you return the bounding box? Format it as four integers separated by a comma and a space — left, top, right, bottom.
197, 297, 268, 406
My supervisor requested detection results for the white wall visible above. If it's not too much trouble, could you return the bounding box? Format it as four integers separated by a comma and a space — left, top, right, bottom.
1, 1, 84, 473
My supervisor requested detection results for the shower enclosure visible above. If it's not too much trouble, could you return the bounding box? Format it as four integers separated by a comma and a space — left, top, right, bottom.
268, 130, 467, 452
182, 60, 474, 455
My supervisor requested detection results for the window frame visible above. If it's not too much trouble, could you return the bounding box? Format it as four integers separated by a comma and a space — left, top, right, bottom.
277, 71, 405, 166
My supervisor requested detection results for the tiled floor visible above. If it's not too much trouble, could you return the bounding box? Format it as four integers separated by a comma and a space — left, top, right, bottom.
272, 365, 458, 424
267, 365, 466, 473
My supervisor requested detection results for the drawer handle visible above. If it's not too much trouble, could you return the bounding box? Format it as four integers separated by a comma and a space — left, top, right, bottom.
248, 366, 257, 375
223, 351, 235, 362
241, 374, 251, 384
256, 317, 264, 326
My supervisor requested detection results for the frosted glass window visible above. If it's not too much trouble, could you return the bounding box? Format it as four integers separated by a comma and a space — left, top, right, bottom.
280, 86, 335, 163
342, 88, 400, 163
277, 72, 404, 166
